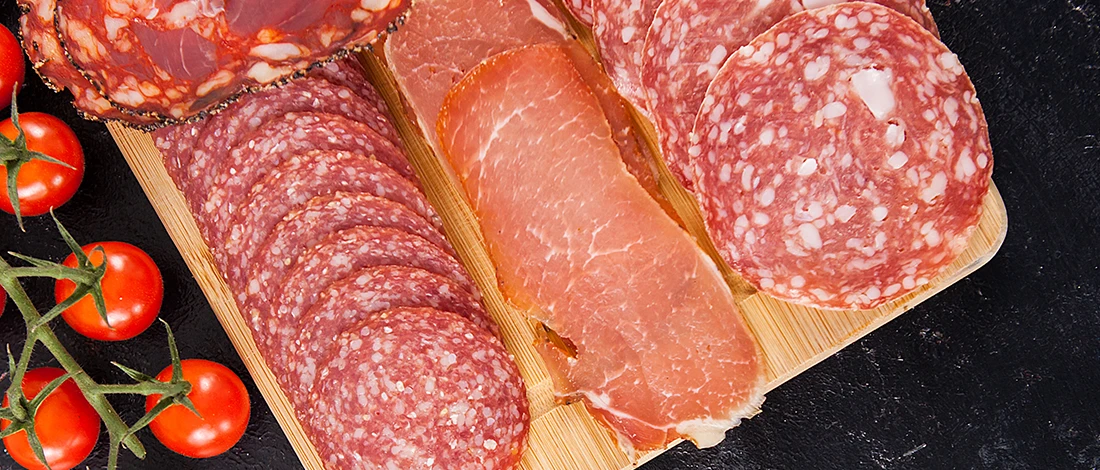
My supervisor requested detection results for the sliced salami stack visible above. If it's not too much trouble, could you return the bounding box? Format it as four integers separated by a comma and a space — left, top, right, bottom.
153, 58, 528, 469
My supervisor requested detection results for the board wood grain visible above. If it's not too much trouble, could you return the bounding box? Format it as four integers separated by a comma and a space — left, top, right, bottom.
106, 46, 1007, 470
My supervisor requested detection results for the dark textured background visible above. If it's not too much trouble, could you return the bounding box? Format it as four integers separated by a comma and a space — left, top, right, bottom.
1, 0, 1098, 468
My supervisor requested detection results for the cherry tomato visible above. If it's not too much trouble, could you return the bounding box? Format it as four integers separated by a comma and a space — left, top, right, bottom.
146, 360, 250, 459
0, 113, 84, 217
1, 367, 100, 470
0, 26, 24, 110
55, 241, 163, 341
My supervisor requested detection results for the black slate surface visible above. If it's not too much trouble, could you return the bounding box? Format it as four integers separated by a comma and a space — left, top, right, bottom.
1, 0, 1098, 468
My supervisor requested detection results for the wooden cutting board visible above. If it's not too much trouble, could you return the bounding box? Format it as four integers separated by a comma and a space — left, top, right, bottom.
105, 45, 1007, 469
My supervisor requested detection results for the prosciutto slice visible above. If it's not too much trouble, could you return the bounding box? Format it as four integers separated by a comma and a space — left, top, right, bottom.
438, 44, 764, 451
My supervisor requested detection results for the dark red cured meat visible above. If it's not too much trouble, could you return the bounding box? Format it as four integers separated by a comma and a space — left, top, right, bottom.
590, 0, 663, 116
16, 0, 161, 125
256, 226, 477, 369
219, 150, 442, 285
183, 79, 405, 235
201, 112, 417, 245
310, 58, 399, 137
641, 0, 939, 191
280, 265, 495, 409
304, 308, 528, 470
238, 191, 456, 334
51, 0, 408, 123
690, 3, 991, 310
152, 121, 206, 200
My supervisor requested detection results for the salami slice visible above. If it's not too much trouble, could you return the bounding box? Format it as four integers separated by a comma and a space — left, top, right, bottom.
52, 0, 408, 123
239, 192, 456, 335
642, 0, 939, 192
564, 0, 594, 26
202, 112, 417, 243
181, 78, 402, 218
152, 123, 205, 200
256, 226, 477, 365
304, 308, 527, 470
310, 58, 398, 135
16, 0, 160, 125
220, 150, 441, 286
280, 265, 495, 409
590, 0, 662, 115
691, 3, 991, 310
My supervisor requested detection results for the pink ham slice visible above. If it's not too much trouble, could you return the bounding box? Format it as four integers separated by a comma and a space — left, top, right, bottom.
438, 44, 764, 451
385, 0, 671, 216
383, 0, 568, 155
642, 0, 939, 191
690, 3, 991, 310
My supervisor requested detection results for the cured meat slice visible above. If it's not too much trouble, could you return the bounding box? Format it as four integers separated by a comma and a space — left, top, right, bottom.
641, 0, 938, 191
564, 0, 593, 26
384, 0, 567, 155
152, 122, 205, 193
590, 0, 662, 116
240, 191, 456, 335
16, 0, 160, 125
438, 44, 764, 451
257, 226, 476, 366
562, 43, 676, 222
310, 58, 397, 133
281, 265, 494, 409
182, 78, 402, 212
202, 112, 416, 242
220, 150, 441, 283
305, 308, 527, 470
52, 0, 408, 123
691, 3, 991, 310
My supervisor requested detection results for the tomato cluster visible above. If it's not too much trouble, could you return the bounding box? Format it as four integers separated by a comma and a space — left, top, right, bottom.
0, 24, 250, 470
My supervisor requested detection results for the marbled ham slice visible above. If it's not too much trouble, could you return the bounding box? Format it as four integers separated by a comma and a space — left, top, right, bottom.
691, 3, 991, 310
385, 0, 669, 214
438, 44, 764, 451
384, 0, 568, 155
642, 0, 939, 191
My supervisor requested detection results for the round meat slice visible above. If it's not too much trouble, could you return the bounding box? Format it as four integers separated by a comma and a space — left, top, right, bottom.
202, 111, 417, 243
181, 78, 402, 219
304, 308, 528, 470
280, 265, 496, 409
691, 3, 992, 310
239, 192, 456, 334
642, 0, 939, 192
311, 58, 398, 133
255, 226, 477, 361
219, 150, 441, 283
591, 0, 662, 115
152, 123, 206, 201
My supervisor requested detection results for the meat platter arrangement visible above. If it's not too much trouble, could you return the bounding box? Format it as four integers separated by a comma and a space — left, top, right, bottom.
15, 0, 1007, 468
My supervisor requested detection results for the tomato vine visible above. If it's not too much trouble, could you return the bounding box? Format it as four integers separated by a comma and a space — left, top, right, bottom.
0, 214, 197, 470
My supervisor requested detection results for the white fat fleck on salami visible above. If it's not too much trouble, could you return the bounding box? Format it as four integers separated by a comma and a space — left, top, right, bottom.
238, 191, 457, 347
257, 226, 476, 372
692, 3, 991, 310
278, 265, 495, 410
218, 150, 441, 292
303, 308, 528, 470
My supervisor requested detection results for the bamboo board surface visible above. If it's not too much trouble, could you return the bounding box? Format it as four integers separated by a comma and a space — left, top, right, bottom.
105, 52, 1008, 470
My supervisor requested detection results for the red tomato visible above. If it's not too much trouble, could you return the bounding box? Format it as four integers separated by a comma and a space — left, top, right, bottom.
0, 113, 84, 217
0, 26, 24, 110
1, 367, 100, 470
55, 241, 163, 341
146, 360, 250, 459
